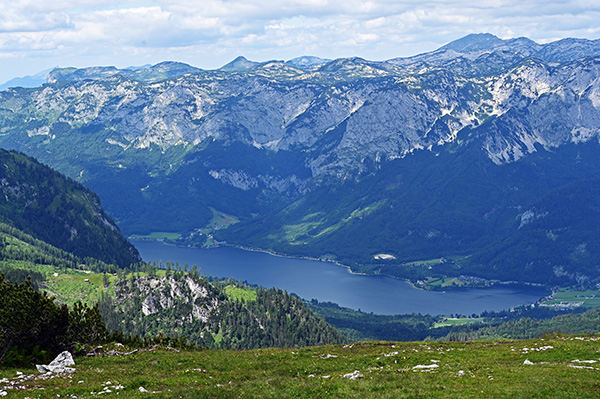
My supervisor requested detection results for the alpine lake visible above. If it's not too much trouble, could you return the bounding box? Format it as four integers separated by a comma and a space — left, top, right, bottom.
133, 240, 547, 316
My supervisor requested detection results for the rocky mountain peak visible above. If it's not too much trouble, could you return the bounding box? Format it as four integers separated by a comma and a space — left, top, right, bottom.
220, 56, 260, 72
440, 33, 506, 52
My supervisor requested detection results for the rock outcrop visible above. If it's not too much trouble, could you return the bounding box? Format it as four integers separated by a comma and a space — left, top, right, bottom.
36, 351, 76, 373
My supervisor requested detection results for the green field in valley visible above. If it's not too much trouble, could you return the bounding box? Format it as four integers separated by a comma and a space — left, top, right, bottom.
540, 289, 600, 310
433, 317, 484, 328
129, 232, 182, 240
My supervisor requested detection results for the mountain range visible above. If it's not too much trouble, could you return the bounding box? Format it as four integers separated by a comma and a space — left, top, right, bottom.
1, 33, 600, 286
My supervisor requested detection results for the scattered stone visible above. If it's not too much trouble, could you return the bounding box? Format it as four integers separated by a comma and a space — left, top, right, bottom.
342, 370, 363, 380
36, 351, 76, 373
0, 391, 6, 397
317, 354, 338, 359
87, 346, 104, 357
568, 364, 597, 370
523, 359, 534, 365
139, 386, 149, 393
105, 349, 139, 358
521, 346, 554, 353
413, 364, 440, 370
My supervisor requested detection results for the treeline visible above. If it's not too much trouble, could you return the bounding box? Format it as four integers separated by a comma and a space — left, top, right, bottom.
0, 222, 78, 269
308, 300, 451, 341
0, 266, 44, 288
214, 288, 346, 349
99, 272, 346, 350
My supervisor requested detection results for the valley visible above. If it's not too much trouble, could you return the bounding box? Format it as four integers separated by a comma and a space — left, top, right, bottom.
1, 34, 600, 393
1, 142, 600, 397
1, 0, 600, 389
2, 33, 600, 289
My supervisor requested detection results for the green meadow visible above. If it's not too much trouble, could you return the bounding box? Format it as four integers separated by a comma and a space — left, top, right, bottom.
2, 335, 599, 398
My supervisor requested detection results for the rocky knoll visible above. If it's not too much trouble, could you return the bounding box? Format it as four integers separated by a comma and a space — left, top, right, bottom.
99, 273, 345, 349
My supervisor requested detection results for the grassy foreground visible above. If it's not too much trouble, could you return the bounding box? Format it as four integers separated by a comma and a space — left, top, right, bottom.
1, 335, 600, 398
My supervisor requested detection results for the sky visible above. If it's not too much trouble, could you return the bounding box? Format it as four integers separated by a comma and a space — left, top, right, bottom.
1, 0, 599, 84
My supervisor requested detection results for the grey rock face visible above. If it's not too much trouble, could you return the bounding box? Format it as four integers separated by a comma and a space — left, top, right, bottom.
36, 351, 76, 373
115, 275, 217, 322
4, 37, 600, 185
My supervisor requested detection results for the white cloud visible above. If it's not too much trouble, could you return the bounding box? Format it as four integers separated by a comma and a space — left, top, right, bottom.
0, 0, 599, 83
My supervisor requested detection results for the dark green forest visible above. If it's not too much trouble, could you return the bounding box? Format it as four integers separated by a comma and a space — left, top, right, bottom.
309, 299, 597, 343
0, 148, 140, 267
0, 275, 107, 366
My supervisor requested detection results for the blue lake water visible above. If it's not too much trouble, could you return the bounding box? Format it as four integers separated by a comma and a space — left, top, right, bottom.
132, 240, 547, 316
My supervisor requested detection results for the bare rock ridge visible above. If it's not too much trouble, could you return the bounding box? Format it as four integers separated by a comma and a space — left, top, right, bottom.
6, 33, 600, 178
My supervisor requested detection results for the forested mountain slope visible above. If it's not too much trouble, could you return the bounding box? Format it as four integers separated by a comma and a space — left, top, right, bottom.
0, 149, 344, 351
0, 149, 140, 267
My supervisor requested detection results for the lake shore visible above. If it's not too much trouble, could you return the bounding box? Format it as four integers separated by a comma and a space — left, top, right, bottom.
130, 236, 547, 294
130, 238, 548, 316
